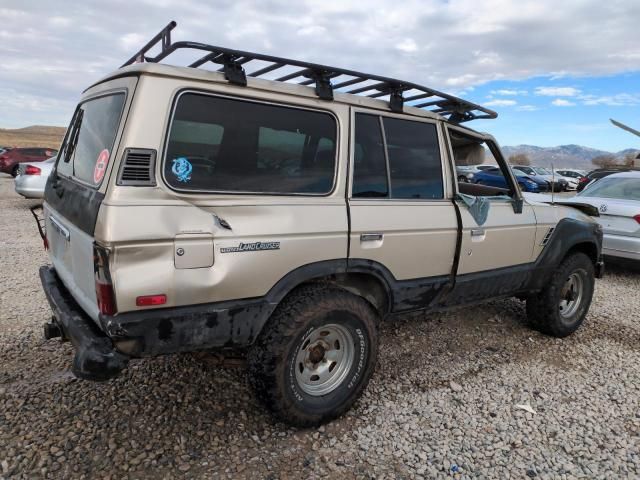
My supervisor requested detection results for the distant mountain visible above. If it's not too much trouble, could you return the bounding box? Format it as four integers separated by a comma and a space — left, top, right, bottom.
498, 144, 639, 169
0, 125, 66, 149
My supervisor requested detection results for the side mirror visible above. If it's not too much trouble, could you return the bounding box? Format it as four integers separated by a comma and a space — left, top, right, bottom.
512, 197, 523, 214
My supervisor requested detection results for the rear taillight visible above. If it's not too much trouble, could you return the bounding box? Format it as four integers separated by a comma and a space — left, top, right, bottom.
94, 244, 117, 316
24, 165, 41, 175
634, 214, 640, 224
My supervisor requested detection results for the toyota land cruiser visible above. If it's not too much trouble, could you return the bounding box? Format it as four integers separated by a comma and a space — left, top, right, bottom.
37, 22, 604, 427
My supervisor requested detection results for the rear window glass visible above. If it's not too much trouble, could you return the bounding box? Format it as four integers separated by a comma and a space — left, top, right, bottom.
580, 177, 640, 201
164, 93, 337, 194
57, 93, 125, 186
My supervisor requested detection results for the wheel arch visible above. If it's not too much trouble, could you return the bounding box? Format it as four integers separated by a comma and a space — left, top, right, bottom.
264, 260, 393, 318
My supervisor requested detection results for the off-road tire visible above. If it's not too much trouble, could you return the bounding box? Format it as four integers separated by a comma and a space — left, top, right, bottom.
526, 252, 595, 337
247, 285, 379, 427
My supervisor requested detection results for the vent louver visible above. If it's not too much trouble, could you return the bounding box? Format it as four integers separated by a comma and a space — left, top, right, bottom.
117, 148, 156, 186
540, 227, 555, 247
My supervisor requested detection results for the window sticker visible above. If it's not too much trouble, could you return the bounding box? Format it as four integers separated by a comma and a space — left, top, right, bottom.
93, 149, 110, 184
171, 157, 192, 183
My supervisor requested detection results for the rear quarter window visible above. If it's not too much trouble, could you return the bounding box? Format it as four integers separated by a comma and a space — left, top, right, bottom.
163, 93, 337, 194
57, 93, 126, 187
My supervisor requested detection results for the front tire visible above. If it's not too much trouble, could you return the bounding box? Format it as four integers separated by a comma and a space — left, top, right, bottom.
248, 285, 379, 427
526, 252, 595, 337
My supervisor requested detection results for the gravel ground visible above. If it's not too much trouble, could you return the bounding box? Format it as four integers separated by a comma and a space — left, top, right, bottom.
1, 174, 639, 479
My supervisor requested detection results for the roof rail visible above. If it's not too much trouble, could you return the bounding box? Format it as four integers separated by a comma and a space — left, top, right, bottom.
121, 21, 497, 124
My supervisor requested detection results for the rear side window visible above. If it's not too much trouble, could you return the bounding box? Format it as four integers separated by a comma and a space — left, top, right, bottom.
164, 93, 337, 194
383, 117, 443, 199
57, 93, 126, 186
353, 114, 388, 197
352, 114, 443, 199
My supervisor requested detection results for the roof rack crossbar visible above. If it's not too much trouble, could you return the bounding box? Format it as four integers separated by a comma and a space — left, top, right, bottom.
333, 77, 366, 89
120, 21, 497, 123
405, 93, 433, 102
248, 62, 285, 77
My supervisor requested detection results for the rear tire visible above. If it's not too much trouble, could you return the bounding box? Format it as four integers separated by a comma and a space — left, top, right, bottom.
526, 252, 595, 337
248, 285, 379, 427
11, 165, 19, 177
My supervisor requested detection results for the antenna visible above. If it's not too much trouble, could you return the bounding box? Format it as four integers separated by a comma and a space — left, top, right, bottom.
551, 163, 555, 205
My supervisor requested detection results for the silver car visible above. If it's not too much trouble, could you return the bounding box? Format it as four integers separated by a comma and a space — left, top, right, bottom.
14, 157, 56, 199
574, 172, 640, 261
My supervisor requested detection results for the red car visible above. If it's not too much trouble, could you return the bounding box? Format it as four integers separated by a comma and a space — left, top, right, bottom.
0, 147, 58, 177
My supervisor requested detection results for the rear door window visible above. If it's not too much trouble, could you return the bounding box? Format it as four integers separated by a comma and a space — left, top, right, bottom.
164, 93, 337, 194
57, 93, 126, 186
351, 114, 443, 199
352, 114, 388, 197
382, 117, 443, 199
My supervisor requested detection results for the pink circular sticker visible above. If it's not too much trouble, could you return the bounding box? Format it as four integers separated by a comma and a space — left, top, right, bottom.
93, 149, 110, 184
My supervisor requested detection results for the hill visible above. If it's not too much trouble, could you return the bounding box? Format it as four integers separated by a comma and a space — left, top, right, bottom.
0, 125, 66, 149
499, 144, 639, 169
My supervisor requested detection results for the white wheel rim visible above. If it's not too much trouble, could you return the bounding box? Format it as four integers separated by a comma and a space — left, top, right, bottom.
294, 323, 355, 396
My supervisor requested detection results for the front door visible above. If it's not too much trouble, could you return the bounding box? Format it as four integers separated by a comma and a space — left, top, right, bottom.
444, 127, 537, 304
347, 110, 458, 312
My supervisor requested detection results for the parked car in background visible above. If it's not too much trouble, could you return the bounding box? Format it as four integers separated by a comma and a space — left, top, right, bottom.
556, 168, 587, 180
456, 165, 483, 183
14, 157, 56, 199
0, 147, 58, 177
473, 166, 547, 192
576, 167, 640, 192
571, 172, 640, 261
475, 164, 498, 171
513, 165, 568, 191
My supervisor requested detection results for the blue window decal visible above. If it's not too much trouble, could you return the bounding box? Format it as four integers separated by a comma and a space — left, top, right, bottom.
171, 157, 192, 182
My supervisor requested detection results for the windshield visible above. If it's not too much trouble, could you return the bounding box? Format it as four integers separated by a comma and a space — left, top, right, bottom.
512, 169, 529, 177
579, 177, 640, 201
533, 167, 550, 175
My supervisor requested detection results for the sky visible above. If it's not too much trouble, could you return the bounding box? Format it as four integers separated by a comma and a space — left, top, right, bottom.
1, 0, 639, 151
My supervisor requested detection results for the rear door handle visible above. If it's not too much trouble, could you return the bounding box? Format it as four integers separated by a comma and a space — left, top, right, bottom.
360, 233, 383, 242
470, 228, 485, 237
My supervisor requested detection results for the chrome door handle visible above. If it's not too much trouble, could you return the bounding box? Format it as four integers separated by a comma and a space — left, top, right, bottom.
360, 233, 383, 242
470, 228, 485, 237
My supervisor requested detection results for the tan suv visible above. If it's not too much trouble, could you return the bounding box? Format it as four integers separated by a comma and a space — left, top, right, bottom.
37, 22, 604, 427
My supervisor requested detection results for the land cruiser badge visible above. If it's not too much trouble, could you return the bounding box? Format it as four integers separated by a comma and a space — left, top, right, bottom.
172, 157, 193, 182
220, 241, 280, 253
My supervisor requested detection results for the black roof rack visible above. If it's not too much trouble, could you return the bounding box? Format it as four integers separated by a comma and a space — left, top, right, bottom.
121, 21, 497, 124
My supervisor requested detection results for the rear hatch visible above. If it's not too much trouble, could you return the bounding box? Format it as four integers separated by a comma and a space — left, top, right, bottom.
44, 76, 137, 322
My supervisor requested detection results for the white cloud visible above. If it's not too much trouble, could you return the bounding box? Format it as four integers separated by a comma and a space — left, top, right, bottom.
0, 0, 640, 127
485, 99, 517, 107
120, 33, 146, 52
535, 87, 581, 97
580, 93, 640, 106
491, 89, 527, 96
396, 38, 418, 53
552, 98, 575, 106
516, 105, 539, 111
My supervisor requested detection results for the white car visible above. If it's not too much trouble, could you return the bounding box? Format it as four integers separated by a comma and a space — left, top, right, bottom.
14, 157, 56, 199
570, 172, 640, 261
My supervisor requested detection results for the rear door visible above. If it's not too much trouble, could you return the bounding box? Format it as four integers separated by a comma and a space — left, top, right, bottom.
45, 76, 137, 321
348, 110, 458, 311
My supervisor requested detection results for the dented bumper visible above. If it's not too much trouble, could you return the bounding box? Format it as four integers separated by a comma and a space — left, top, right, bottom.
39, 266, 129, 381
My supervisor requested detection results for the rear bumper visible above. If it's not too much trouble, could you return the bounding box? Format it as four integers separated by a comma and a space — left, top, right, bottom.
603, 233, 640, 261
39, 266, 129, 381
15, 175, 45, 198
40, 265, 275, 380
